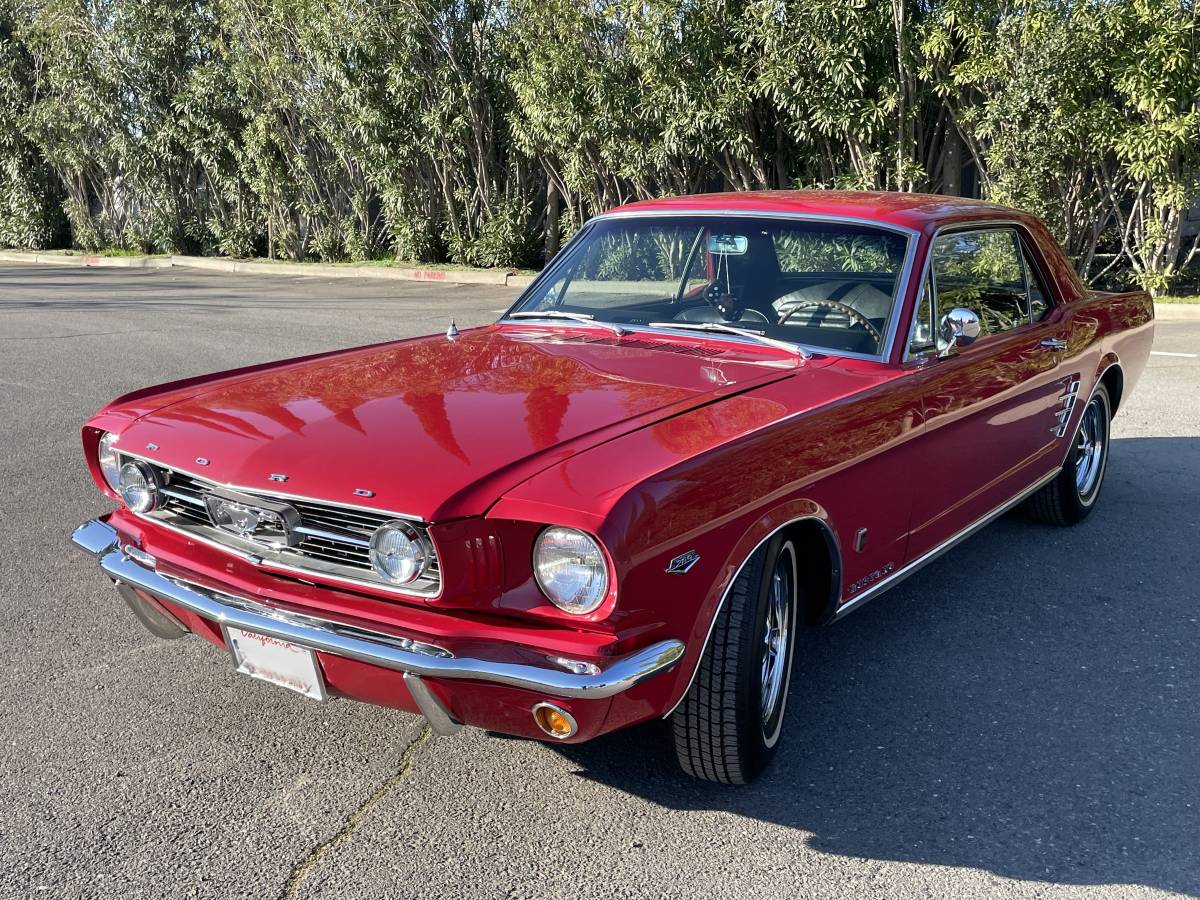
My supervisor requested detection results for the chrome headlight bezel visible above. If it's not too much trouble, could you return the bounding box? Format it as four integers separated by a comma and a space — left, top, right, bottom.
532, 526, 610, 615
369, 519, 431, 585
97, 431, 122, 493
118, 459, 160, 513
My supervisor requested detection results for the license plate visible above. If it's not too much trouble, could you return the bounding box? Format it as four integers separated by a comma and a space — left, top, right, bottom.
224, 626, 327, 701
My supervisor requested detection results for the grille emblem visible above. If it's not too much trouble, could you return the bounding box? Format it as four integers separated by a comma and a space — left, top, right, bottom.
204, 489, 301, 549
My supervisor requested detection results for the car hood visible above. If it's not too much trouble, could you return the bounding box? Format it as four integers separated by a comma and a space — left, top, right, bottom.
111, 327, 800, 520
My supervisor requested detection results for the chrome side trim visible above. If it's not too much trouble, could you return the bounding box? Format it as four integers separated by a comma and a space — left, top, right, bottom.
1053, 378, 1081, 436
71, 519, 685, 701
662, 514, 841, 718
832, 465, 1061, 620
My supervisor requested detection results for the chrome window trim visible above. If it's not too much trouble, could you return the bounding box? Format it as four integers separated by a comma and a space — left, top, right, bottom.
503, 209, 920, 364
593, 207, 920, 238
115, 450, 442, 600
903, 218, 1063, 363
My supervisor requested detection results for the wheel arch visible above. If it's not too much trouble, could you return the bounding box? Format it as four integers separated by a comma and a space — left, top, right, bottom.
1097, 357, 1125, 415
662, 501, 842, 718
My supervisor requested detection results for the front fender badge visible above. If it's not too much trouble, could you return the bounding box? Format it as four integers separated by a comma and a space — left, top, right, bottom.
666, 550, 700, 575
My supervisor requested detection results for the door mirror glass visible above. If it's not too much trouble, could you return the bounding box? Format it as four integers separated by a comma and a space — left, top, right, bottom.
939, 307, 981, 354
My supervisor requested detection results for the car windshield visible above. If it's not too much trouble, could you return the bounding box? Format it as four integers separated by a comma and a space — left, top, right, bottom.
508, 215, 911, 357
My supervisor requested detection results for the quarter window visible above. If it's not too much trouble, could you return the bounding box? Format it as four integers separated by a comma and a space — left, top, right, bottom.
1022, 246, 1050, 323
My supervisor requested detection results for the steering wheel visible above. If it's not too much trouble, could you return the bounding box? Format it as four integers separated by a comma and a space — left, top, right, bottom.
778, 299, 882, 343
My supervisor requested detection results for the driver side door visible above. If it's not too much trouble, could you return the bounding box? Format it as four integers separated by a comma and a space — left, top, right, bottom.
904, 226, 1070, 558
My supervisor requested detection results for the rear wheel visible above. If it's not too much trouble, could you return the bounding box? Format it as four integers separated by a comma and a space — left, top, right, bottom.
1026, 382, 1112, 526
671, 535, 799, 784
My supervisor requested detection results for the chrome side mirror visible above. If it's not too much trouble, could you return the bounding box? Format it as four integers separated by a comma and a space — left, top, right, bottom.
939, 307, 981, 355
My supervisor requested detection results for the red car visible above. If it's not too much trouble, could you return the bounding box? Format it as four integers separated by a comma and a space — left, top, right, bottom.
72, 191, 1154, 783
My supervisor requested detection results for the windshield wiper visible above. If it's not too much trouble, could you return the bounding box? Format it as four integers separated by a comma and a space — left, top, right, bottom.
647, 321, 810, 359
508, 310, 627, 336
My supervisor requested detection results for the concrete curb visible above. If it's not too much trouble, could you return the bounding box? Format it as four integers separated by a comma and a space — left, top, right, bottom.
0, 249, 533, 288
0, 250, 172, 269
1153, 303, 1200, 321
4, 249, 1189, 313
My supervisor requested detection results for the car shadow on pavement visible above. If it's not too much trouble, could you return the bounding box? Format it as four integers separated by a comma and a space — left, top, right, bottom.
551, 437, 1200, 896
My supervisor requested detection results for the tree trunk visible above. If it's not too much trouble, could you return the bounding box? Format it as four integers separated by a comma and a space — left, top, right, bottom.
942, 125, 962, 197
545, 178, 560, 262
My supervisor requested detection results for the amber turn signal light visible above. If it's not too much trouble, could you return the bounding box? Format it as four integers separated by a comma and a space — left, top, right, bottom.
532, 702, 578, 739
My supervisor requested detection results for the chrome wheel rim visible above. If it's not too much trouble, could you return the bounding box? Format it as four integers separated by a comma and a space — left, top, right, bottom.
760, 555, 792, 725
1074, 397, 1106, 501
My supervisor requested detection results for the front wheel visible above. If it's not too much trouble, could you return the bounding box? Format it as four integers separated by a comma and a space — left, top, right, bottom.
671, 535, 800, 784
1026, 382, 1112, 526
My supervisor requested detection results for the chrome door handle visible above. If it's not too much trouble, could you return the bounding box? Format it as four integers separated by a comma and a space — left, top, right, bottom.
1040, 338, 1067, 351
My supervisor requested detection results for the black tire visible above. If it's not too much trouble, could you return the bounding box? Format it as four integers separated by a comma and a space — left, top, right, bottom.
1026, 382, 1112, 526
671, 534, 799, 784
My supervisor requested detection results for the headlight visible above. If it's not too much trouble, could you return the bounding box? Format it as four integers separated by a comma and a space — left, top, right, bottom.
97, 432, 121, 492
533, 527, 609, 615
369, 520, 430, 585
118, 460, 159, 513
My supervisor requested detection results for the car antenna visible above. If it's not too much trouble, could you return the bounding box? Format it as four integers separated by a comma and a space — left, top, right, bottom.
446, 320, 459, 340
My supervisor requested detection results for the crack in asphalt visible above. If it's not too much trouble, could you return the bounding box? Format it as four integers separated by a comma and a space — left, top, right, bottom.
277, 724, 432, 900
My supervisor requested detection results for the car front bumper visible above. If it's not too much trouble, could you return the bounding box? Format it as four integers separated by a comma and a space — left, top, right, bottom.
71, 517, 685, 740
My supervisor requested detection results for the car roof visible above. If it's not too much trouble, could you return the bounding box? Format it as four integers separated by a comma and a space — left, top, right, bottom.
604, 190, 1030, 233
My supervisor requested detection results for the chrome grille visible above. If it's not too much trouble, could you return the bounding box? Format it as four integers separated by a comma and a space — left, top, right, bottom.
126, 457, 440, 597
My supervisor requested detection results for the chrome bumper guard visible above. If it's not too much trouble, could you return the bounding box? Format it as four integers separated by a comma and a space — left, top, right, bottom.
71, 519, 684, 730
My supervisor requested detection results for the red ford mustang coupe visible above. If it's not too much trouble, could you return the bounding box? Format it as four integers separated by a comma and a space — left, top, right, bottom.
72, 192, 1154, 783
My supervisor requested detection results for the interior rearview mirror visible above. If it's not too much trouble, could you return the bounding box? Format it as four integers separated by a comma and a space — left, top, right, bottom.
939, 307, 981, 355
707, 234, 748, 255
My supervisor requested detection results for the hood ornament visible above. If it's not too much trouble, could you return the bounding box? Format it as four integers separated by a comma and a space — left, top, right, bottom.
446, 320, 459, 340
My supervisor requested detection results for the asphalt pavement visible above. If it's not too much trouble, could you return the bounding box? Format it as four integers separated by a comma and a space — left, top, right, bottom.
0, 263, 1196, 899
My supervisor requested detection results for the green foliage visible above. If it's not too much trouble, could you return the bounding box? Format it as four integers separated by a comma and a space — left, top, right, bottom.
0, 3, 63, 248
0, 0, 1196, 284
774, 232, 904, 274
